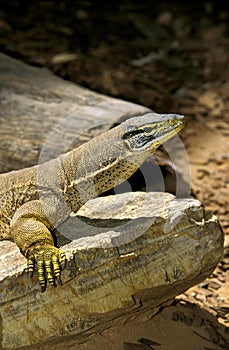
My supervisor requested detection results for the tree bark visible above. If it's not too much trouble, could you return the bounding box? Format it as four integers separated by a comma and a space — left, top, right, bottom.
0, 53, 149, 172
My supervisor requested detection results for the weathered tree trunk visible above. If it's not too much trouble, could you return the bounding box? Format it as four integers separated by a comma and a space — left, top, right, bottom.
0, 53, 149, 173
0, 192, 223, 349
0, 54, 224, 350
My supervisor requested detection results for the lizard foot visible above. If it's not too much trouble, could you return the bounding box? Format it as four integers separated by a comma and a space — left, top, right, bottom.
27, 243, 67, 292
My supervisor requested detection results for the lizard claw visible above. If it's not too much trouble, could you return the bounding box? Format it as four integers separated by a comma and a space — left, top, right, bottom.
27, 243, 67, 292
60, 257, 67, 271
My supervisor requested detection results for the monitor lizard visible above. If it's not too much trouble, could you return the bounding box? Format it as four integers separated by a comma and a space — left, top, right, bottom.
0, 112, 186, 292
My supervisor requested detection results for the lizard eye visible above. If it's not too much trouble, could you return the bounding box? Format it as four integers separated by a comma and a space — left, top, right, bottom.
169, 119, 176, 126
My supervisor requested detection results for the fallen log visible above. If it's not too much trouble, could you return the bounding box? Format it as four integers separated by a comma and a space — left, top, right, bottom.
0, 192, 223, 349
0, 53, 149, 173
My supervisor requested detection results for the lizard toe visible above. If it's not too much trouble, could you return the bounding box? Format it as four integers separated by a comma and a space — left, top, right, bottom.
51, 249, 66, 285
27, 254, 35, 278
36, 255, 47, 292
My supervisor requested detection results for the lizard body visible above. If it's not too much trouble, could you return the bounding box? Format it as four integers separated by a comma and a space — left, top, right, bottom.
0, 112, 186, 291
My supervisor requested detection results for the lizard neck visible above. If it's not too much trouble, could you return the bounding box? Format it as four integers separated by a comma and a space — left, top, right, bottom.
58, 126, 151, 213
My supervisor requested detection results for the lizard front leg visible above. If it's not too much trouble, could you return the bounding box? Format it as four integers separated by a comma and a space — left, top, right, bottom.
11, 200, 66, 292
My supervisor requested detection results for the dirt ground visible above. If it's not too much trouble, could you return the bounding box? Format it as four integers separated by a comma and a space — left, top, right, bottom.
0, 0, 228, 348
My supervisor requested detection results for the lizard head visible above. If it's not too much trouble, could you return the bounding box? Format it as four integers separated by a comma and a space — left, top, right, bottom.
121, 112, 186, 153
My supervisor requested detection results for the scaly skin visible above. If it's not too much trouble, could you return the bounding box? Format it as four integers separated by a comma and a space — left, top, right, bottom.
0, 112, 186, 291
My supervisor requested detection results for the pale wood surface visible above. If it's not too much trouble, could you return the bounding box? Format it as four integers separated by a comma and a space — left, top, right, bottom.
0, 192, 223, 349
0, 53, 149, 172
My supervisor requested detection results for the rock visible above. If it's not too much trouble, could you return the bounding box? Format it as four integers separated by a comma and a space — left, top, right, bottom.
0, 192, 224, 349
